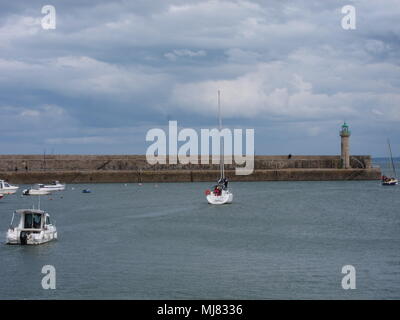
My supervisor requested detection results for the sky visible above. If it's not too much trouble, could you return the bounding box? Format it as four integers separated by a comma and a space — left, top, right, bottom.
0, 0, 399, 156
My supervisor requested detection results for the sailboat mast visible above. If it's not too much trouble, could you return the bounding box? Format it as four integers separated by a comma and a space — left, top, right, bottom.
218, 90, 224, 180
388, 139, 397, 178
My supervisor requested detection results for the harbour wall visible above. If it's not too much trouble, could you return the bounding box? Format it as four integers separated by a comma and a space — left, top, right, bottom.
0, 155, 380, 183
0, 169, 381, 183
0, 154, 372, 171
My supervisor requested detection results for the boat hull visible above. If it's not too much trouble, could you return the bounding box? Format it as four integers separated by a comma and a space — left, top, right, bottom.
206, 190, 233, 205
382, 181, 398, 186
0, 188, 18, 195
43, 185, 65, 191
22, 189, 52, 196
6, 229, 57, 245
382, 178, 398, 186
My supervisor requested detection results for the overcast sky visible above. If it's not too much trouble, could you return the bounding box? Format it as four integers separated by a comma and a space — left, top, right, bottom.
0, 0, 399, 156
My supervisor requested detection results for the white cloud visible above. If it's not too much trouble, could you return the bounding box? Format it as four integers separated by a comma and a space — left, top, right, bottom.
0, 0, 399, 154
0, 56, 171, 101
171, 61, 400, 121
0, 15, 41, 47
164, 49, 207, 61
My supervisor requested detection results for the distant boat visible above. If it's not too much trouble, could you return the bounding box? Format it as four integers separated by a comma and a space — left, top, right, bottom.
0, 180, 19, 195
43, 181, 66, 191
22, 184, 53, 196
206, 91, 233, 205
6, 209, 57, 245
82, 189, 91, 193
382, 139, 398, 186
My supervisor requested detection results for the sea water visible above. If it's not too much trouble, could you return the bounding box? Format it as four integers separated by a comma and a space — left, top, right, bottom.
0, 160, 399, 299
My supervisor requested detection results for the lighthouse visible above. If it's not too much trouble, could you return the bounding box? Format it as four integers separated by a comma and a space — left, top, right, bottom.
340, 122, 351, 169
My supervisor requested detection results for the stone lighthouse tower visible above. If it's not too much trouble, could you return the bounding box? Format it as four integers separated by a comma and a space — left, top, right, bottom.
340, 122, 351, 169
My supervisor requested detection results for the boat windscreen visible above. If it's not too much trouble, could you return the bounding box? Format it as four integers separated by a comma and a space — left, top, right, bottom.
24, 213, 42, 229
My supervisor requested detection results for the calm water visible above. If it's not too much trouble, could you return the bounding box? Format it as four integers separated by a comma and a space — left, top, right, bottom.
0, 176, 399, 299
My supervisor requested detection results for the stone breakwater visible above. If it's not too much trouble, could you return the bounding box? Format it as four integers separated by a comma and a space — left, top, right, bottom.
0, 155, 380, 183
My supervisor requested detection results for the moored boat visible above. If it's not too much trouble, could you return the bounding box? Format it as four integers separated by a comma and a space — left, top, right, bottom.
43, 181, 66, 191
0, 180, 19, 195
22, 184, 53, 196
6, 209, 57, 245
382, 139, 398, 186
382, 176, 398, 186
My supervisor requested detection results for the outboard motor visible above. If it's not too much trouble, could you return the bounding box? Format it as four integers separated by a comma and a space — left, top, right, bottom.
20, 231, 28, 245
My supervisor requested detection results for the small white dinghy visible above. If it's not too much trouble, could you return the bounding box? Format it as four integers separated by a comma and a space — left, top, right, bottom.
6, 209, 57, 245
22, 184, 53, 196
206, 91, 233, 205
0, 180, 19, 195
43, 180, 66, 191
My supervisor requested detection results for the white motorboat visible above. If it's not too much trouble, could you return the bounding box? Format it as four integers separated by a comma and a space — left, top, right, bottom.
6, 209, 57, 245
43, 181, 66, 191
0, 180, 19, 195
206, 91, 233, 205
22, 184, 53, 196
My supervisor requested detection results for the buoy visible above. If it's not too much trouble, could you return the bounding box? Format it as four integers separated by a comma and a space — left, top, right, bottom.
205, 189, 211, 195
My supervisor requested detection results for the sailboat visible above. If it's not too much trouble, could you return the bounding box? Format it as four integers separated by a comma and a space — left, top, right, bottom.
205, 91, 233, 205
382, 139, 398, 186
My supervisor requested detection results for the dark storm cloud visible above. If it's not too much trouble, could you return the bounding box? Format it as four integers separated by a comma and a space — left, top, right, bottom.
0, 0, 399, 155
